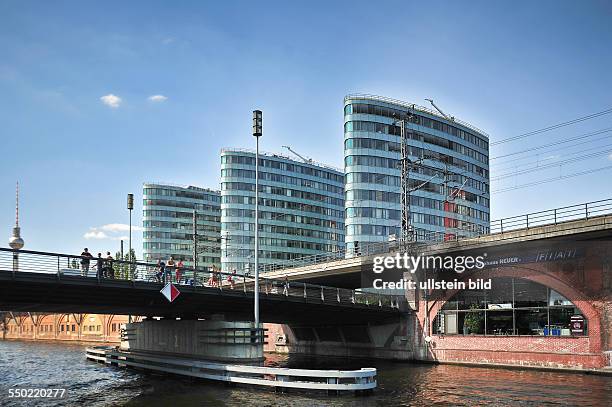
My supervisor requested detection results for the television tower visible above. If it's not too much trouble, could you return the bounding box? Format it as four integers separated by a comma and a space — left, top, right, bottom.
9, 182, 24, 272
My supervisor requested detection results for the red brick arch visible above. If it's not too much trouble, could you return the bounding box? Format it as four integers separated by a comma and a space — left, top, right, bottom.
426, 265, 603, 353
55, 313, 71, 331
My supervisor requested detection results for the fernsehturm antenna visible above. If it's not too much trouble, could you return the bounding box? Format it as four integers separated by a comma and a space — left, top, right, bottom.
9, 181, 24, 250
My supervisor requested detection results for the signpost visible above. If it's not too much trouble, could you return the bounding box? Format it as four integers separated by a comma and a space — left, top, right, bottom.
160, 283, 181, 303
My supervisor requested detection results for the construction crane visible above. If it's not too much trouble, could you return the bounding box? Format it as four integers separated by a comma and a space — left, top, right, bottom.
425, 98, 454, 121
282, 145, 313, 163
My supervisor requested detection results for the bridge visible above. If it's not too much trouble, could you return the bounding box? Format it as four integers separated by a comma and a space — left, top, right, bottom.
1, 199, 611, 369
262, 198, 612, 288
0, 248, 402, 326
254, 199, 611, 370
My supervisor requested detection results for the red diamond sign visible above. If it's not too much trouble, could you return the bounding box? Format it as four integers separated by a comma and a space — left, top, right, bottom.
160, 283, 180, 303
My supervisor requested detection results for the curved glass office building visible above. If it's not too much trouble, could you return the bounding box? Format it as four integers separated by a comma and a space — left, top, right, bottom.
220, 148, 345, 273
344, 94, 490, 252
143, 183, 221, 268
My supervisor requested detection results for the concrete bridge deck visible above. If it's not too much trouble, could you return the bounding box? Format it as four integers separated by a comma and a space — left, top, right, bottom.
0, 247, 403, 325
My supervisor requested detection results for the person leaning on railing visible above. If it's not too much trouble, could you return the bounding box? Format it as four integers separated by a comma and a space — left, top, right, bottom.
227, 269, 236, 289
95, 253, 104, 279
155, 259, 166, 283
166, 257, 175, 283
80, 248, 93, 277
175, 259, 184, 284
104, 252, 115, 279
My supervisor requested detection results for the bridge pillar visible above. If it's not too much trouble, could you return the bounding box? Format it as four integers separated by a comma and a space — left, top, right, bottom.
121, 319, 265, 364
264, 316, 414, 360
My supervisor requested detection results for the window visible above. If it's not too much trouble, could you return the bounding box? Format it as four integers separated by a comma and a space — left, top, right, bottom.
435, 278, 586, 336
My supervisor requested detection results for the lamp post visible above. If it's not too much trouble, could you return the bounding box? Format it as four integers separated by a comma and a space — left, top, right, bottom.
252, 110, 262, 328
127, 193, 135, 323
193, 209, 198, 270
127, 193, 134, 262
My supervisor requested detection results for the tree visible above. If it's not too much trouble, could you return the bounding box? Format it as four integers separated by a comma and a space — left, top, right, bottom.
463, 304, 484, 334
114, 249, 137, 280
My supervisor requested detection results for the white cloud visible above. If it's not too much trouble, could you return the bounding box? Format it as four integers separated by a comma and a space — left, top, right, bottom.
84, 230, 108, 240
100, 94, 122, 108
609, 152, 612, 161
84, 224, 142, 241
100, 223, 143, 233
148, 94, 168, 102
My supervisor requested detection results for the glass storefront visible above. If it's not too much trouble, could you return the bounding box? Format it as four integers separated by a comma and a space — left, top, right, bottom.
434, 277, 586, 336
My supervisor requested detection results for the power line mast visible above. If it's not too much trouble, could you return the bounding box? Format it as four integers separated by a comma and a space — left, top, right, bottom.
397, 113, 442, 248
397, 112, 424, 250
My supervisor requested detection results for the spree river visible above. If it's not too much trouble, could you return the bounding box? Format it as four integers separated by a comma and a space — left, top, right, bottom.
0, 340, 610, 406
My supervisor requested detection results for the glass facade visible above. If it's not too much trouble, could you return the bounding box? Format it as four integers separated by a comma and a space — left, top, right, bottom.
220, 149, 345, 273
434, 278, 586, 336
142, 183, 221, 268
344, 95, 491, 251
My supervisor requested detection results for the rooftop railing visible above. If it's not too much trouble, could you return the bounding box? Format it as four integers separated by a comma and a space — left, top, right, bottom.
345, 93, 490, 139
221, 148, 343, 174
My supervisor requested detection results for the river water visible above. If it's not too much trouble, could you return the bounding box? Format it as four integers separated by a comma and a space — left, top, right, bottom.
0, 340, 610, 406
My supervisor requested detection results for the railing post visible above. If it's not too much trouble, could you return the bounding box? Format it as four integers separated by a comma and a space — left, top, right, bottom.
378, 293, 382, 307
585, 203, 589, 219
57, 257, 60, 276
303, 283, 307, 299
243, 275, 247, 293
351, 290, 355, 304
500, 219, 503, 233
337, 288, 340, 303
554, 209, 557, 224
320, 287, 324, 301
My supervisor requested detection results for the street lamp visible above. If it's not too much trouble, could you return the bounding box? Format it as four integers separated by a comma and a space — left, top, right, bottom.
127, 193, 134, 262
252, 110, 262, 328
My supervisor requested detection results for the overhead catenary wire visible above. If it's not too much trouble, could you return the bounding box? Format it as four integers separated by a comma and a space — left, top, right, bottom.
490, 127, 612, 161
491, 140, 612, 174
491, 148, 612, 181
491, 107, 612, 146
491, 135, 612, 171
491, 164, 612, 194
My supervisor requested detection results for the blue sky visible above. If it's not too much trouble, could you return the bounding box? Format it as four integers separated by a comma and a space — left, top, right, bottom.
1, 1, 611, 257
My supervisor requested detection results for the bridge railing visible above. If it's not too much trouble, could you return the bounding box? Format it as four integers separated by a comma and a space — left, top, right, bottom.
258, 198, 612, 273
0, 248, 403, 310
